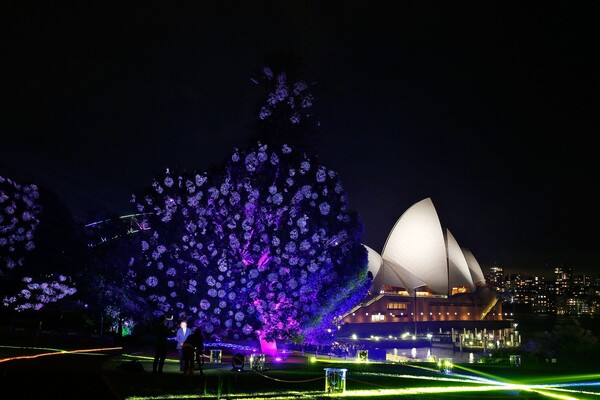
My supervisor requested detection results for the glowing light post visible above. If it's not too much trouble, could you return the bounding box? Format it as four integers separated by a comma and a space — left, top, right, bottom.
427, 333, 433, 359
327, 328, 333, 359
324, 368, 347, 393
210, 349, 222, 363
249, 353, 266, 370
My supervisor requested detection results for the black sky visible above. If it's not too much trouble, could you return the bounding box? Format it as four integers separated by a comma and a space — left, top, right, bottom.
2, 2, 598, 278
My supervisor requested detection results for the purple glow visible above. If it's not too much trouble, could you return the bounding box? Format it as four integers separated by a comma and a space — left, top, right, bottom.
127, 143, 370, 343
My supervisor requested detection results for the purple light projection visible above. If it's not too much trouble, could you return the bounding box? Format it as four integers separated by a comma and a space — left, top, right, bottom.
129, 142, 370, 344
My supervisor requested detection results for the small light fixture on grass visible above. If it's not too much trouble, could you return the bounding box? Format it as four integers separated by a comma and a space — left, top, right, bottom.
231, 353, 245, 372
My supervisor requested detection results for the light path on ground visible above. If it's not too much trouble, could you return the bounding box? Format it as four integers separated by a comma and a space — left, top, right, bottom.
3, 344, 600, 400
0, 344, 123, 363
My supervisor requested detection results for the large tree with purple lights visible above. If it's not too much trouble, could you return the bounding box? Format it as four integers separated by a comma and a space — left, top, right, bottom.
129, 142, 370, 343
124, 57, 370, 343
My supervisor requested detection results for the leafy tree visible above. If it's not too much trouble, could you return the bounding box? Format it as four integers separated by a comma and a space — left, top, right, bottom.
0, 175, 41, 276
79, 226, 147, 335
540, 318, 598, 363
503, 318, 600, 366
0, 176, 78, 312
129, 142, 370, 343
247, 50, 321, 155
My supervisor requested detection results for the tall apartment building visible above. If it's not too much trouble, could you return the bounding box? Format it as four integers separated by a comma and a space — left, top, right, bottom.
486, 265, 504, 287
554, 266, 573, 296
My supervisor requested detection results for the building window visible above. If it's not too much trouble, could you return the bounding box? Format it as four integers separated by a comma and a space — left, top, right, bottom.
387, 302, 408, 310
371, 314, 385, 322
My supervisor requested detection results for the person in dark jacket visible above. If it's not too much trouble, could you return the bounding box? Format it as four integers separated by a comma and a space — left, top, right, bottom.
182, 327, 204, 377
194, 329, 205, 368
175, 320, 192, 371
152, 315, 171, 375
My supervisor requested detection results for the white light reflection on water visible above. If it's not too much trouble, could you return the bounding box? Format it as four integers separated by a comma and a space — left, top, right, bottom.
392, 346, 486, 364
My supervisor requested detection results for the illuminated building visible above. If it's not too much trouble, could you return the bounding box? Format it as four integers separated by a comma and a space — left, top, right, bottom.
339, 198, 505, 335
554, 266, 572, 296
486, 264, 505, 291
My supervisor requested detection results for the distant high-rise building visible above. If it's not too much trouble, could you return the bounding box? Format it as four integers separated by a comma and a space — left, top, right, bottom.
554, 266, 572, 296
572, 274, 592, 297
487, 264, 504, 290
531, 276, 550, 313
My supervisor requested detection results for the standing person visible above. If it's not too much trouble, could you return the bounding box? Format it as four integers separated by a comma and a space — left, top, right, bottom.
152, 315, 171, 375
188, 327, 204, 377
175, 320, 191, 372
182, 327, 204, 377
194, 328, 205, 369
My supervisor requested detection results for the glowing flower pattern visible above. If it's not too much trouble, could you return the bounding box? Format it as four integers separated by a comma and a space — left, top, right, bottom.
1, 176, 78, 311
0, 176, 40, 271
129, 143, 369, 343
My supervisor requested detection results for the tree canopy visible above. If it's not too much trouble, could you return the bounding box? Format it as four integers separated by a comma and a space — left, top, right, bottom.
1, 176, 78, 312
128, 142, 370, 343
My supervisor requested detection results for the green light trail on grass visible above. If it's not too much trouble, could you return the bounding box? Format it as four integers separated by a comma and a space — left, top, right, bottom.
452, 362, 600, 399
120, 369, 600, 400
523, 373, 600, 385
4, 345, 600, 399
122, 383, 594, 400
105, 352, 600, 400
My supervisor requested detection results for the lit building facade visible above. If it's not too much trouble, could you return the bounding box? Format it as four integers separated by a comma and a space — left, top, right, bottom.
342, 290, 503, 325
554, 266, 572, 296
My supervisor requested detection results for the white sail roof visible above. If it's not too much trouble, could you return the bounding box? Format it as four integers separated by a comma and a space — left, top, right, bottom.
365, 244, 384, 293
382, 258, 428, 292
381, 197, 448, 294
446, 229, 476, 291
368, 198, 489, 296
462, 248, 486, 285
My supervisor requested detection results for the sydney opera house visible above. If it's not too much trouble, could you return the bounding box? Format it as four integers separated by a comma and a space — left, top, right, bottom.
339, 198, 508, 336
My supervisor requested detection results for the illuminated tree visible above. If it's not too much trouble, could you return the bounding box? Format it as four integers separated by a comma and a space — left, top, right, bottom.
129, 142, 370, 343
0, 176, 77, 311
0, 176, 40, 275
247, 52, 321, 155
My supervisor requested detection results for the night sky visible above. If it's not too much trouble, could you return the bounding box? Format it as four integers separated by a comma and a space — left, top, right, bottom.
2, 2, 598, 278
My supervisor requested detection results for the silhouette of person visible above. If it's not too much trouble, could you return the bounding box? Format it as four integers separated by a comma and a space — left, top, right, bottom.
152, 315, 171, 375
194, 329, 205, 368
182, 327, 204, 377
192, 328, 205, 375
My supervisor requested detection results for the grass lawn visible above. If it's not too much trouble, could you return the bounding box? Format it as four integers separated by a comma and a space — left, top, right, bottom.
101, 348, 600, 400
2, 333, 599, 399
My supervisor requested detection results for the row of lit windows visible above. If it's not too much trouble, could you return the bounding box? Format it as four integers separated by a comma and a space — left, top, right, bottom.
369, 311, 473, 320
349, 311, 514, 320
387, 302, 408, 310
353, 311, 513, 317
